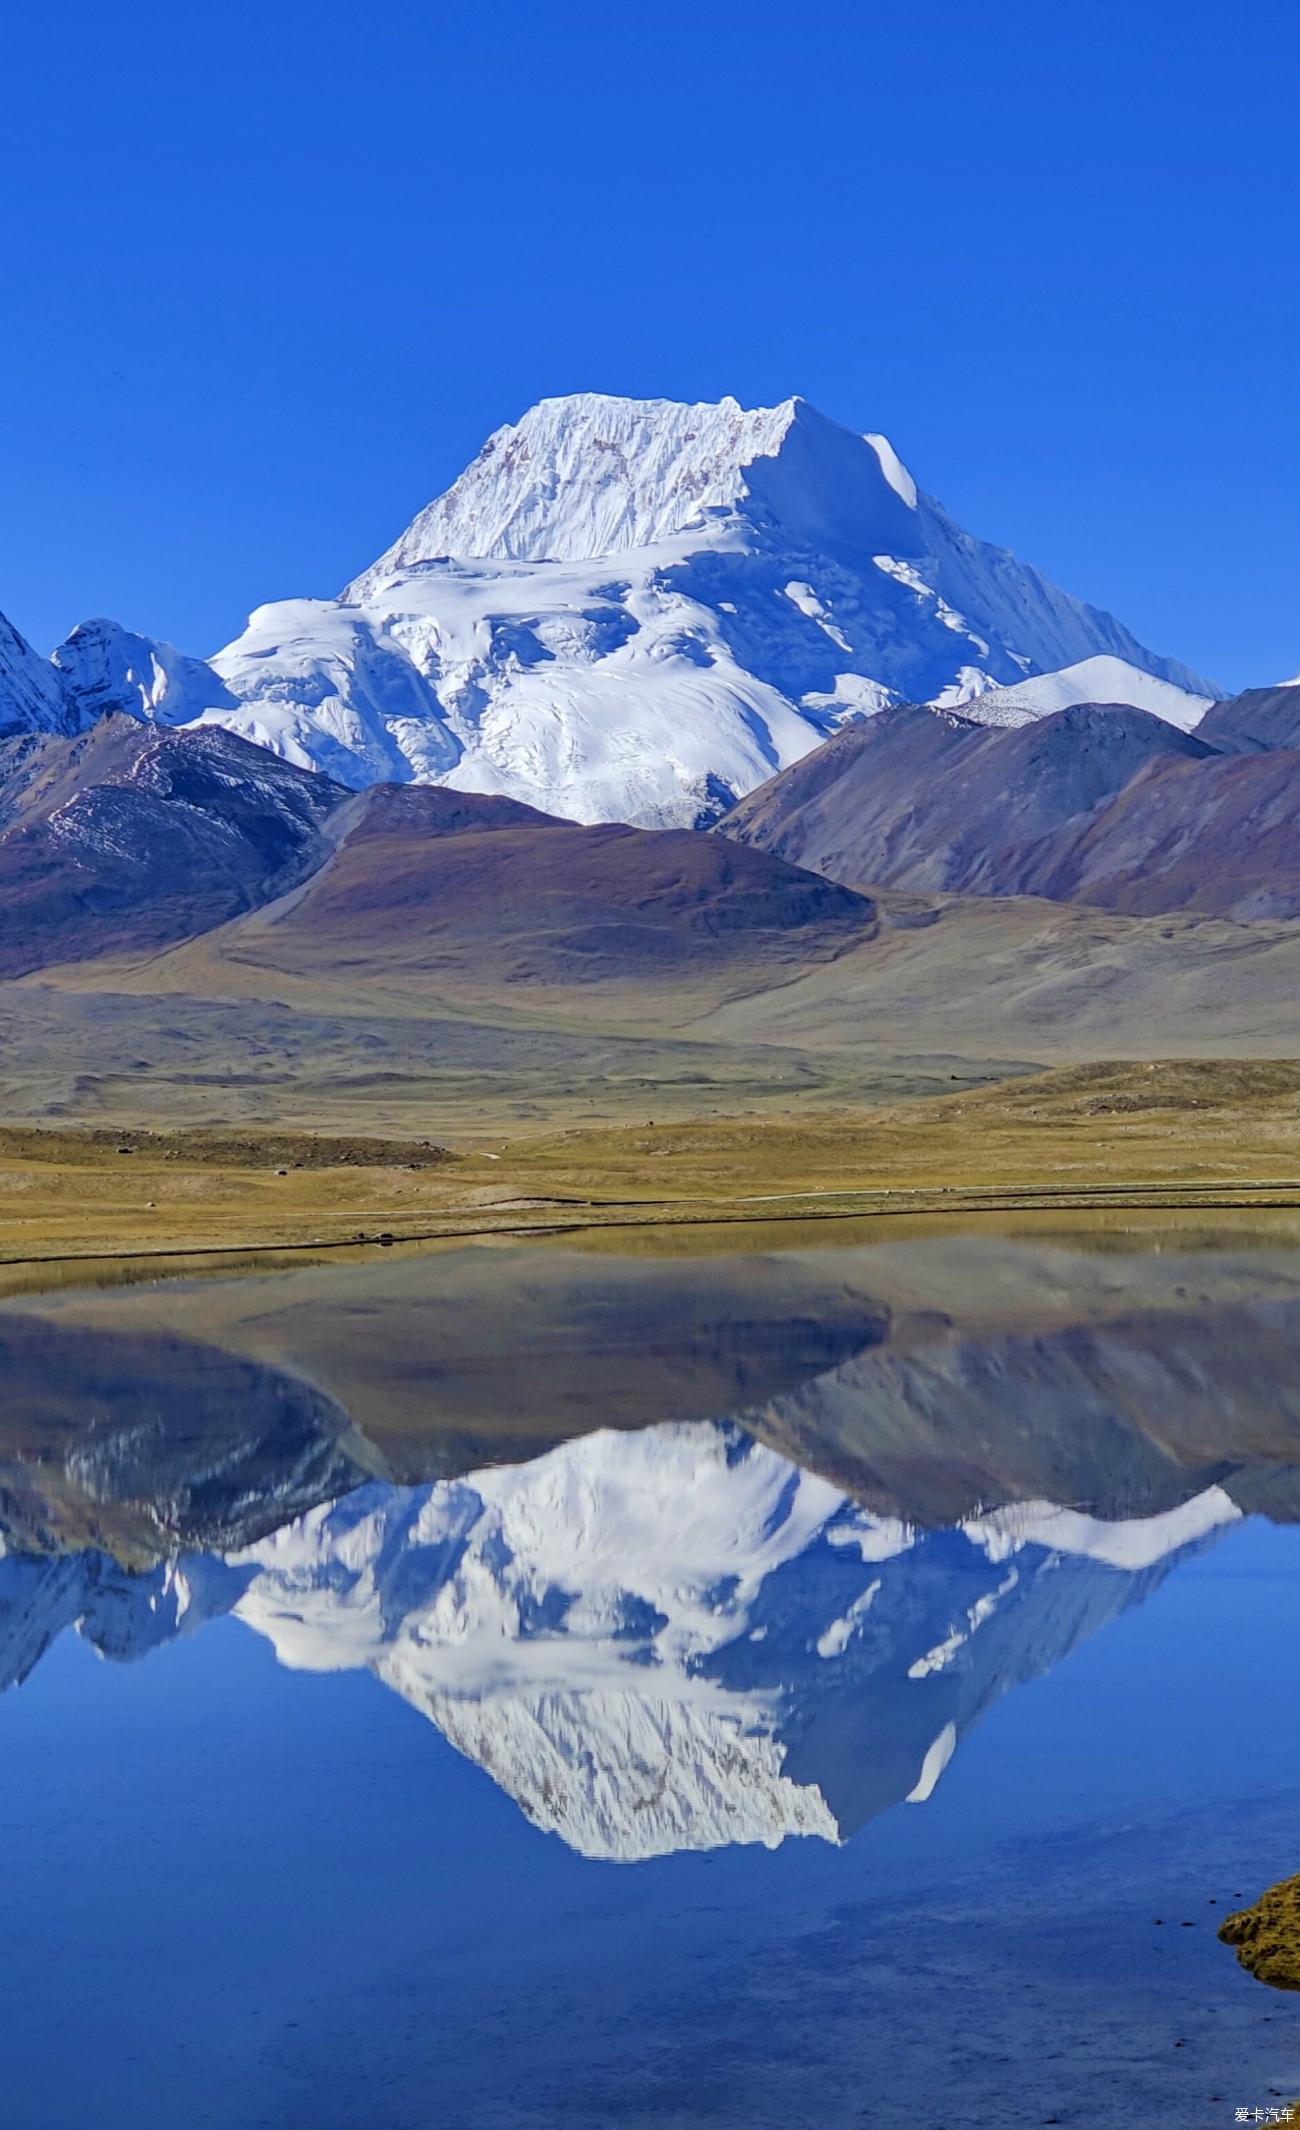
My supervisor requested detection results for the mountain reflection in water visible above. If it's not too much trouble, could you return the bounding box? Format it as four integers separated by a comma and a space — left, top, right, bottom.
1, 1232, 1298, 1864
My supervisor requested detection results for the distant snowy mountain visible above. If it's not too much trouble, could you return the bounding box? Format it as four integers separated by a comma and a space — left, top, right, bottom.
53, 617, 237, 731
955, 653, 1215, 733
19, 393, 1217, 828
0, 1420, 1236, 1860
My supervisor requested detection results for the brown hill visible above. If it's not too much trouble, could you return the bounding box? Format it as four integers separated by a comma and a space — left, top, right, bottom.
1198, 682, 1300, 754
206, 779, 879, 991
718, 701, 1211, 896
0, 722, 876, 990
996, 745, 1300, 919
718, 698, 1300, 920
0, 717, 346, 976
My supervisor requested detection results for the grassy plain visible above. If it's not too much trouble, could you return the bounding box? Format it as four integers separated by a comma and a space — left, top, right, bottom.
1, 1058, 1298, 1274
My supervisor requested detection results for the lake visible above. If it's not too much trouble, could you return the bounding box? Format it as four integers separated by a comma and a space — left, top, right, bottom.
0, 1223, 1298, 2129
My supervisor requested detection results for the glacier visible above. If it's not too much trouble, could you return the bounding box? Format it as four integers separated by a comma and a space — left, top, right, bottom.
6, 392, 1219, 828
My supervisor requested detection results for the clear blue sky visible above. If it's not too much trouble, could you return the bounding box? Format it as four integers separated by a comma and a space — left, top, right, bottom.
2, 0, 1296, 687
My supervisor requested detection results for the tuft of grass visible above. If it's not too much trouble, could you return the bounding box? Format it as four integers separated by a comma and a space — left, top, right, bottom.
1220, 1876, 1300, 1991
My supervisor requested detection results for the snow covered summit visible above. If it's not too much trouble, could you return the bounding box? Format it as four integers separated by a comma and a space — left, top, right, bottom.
209, 391, 1214, 825
344, 393, 928, 590
19, 392, 1220, 827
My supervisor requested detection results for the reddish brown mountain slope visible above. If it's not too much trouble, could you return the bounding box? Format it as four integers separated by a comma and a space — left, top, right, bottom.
0, 718, 346, 977
0, 722, 877, 990
718, 698, 1300, 920
235, 782, 878, 987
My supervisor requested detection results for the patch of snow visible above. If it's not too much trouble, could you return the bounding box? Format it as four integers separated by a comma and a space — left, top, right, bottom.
800, 672, 899, 721
825, 1517, 915, 1562
905, 1722, 957, 1803
907, 1568, 1020, 1677
864, 432, 919, 510
816, 1578, 881, 1657
951, 654, 1214, 733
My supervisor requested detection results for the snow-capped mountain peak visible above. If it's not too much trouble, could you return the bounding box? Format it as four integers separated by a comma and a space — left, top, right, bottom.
257, 391, 1216, 823
6, 392, 1223, 826
344, 393, 930, 597
953, 653, 1215, 732
347, 392, 800, 588
53, 616, 237, 731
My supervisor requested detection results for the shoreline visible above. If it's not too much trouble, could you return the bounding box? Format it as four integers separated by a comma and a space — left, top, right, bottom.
1, 1056, 1297, 1284
2, 1188, 1300, 1304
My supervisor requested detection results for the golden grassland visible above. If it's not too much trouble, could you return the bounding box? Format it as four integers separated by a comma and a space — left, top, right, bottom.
1, 1057, 1299, 1274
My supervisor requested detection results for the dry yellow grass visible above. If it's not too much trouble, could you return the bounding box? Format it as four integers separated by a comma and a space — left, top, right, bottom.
499, 1058, 1300, 1196
0, 1058, 1297, 1274
1220, 1877, 1300, 1992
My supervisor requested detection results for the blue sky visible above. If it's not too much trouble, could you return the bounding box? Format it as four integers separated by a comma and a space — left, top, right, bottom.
2, 0, 1296, 686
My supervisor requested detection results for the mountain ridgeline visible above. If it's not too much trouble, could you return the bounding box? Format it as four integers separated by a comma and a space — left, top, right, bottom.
0, 391, 1219, 829
718, 696, 1300, 922
0, 716, 877, 983
1, 682, 1298, 1007
0, 388, 1295, 1023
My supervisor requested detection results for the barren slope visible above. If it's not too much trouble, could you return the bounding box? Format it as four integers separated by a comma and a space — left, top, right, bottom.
0, 718, 346, 976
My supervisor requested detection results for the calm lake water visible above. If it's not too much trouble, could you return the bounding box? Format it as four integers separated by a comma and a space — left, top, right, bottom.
1, 1226, 1298, 2129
